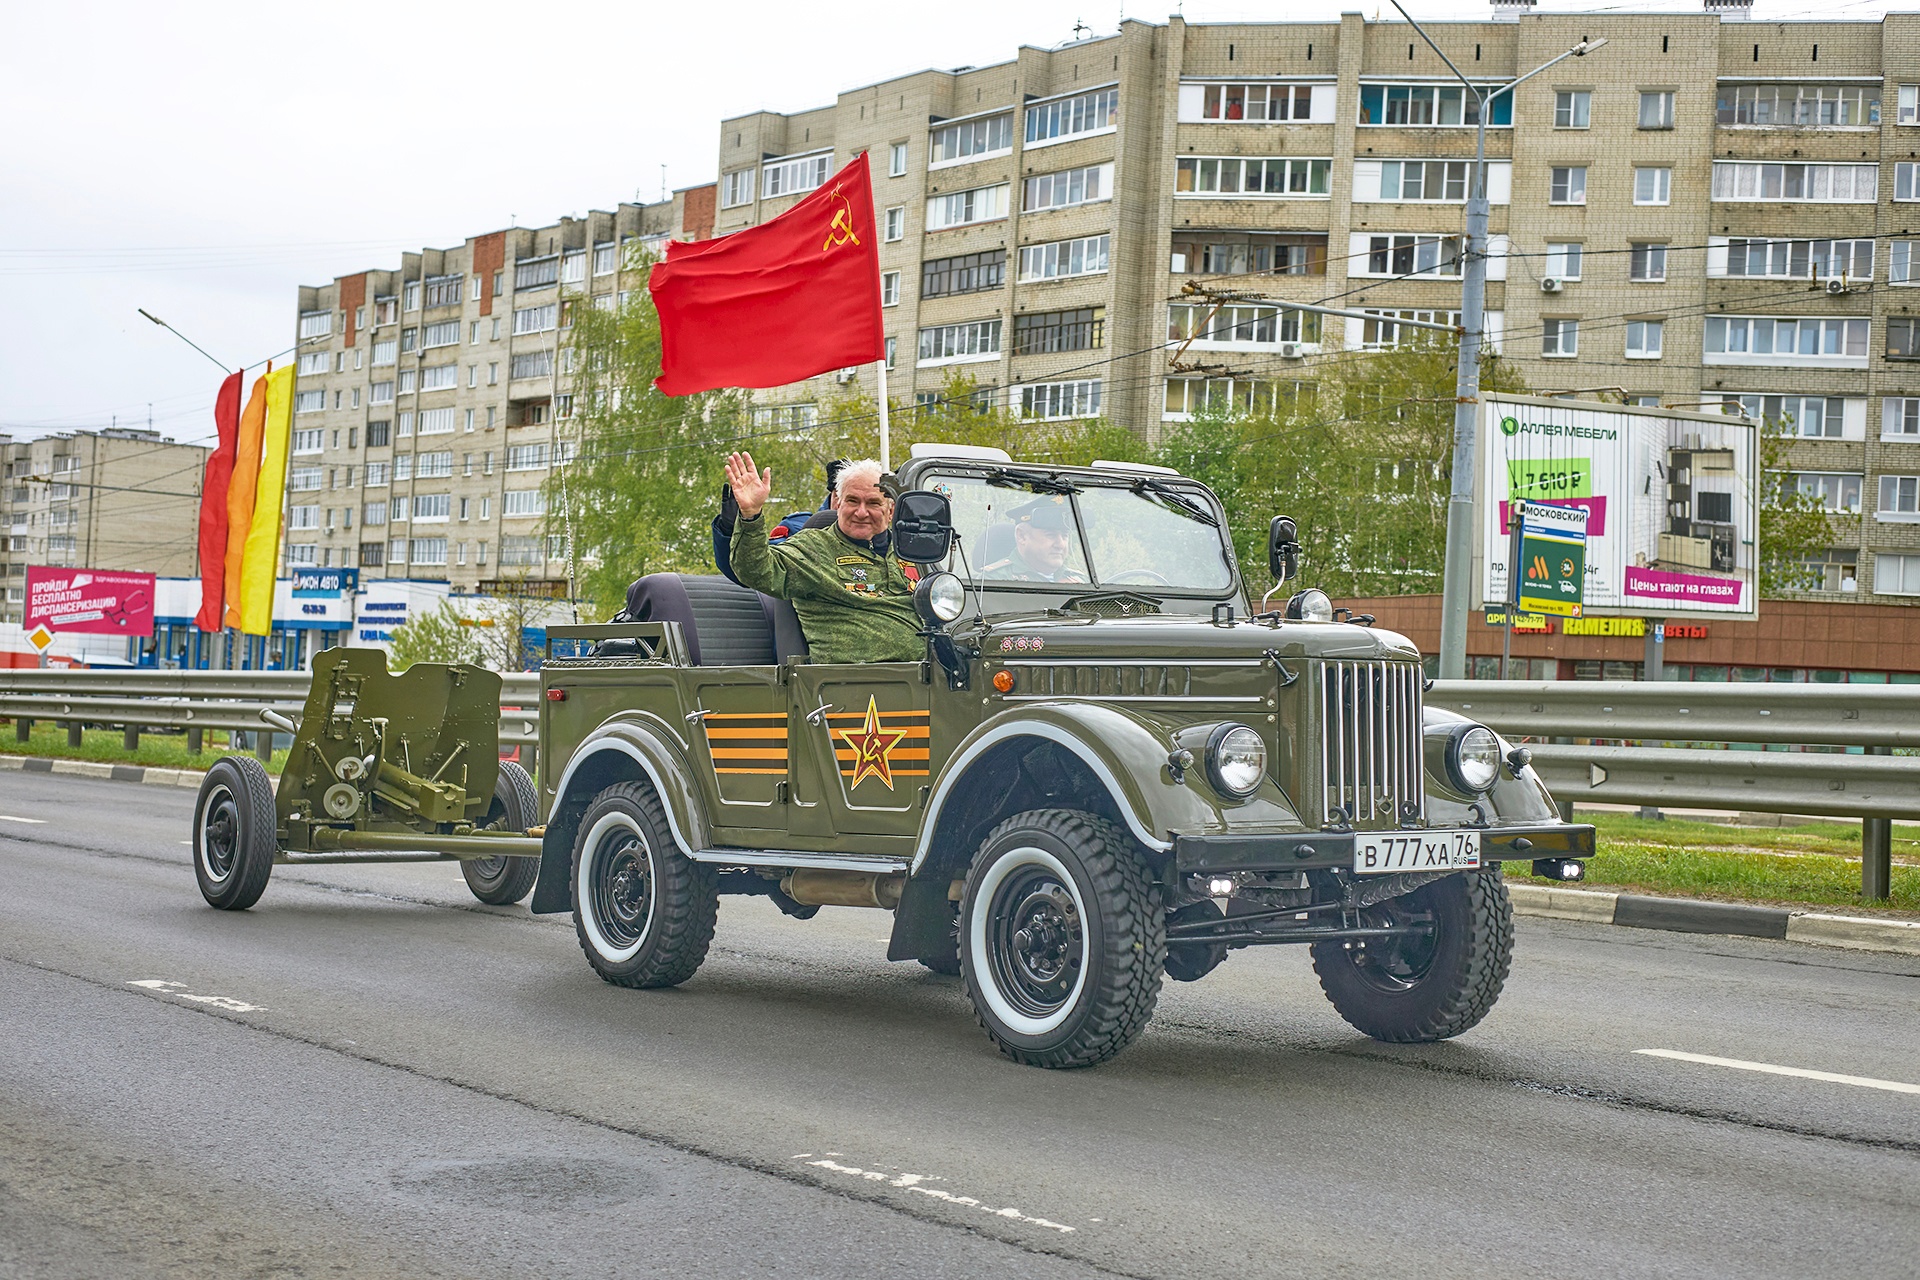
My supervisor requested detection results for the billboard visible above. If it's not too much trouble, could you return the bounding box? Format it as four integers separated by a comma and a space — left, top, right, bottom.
1479, 394, 1759, 621
25, 568, 157, 636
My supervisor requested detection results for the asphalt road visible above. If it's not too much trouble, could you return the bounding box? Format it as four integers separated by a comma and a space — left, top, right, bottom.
3, 769, 1918, 1280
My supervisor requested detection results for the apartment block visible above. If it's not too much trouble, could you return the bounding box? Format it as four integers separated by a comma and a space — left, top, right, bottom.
714, 6, 1920, 605
288, 187, 711, 592
0, 429, 211, 624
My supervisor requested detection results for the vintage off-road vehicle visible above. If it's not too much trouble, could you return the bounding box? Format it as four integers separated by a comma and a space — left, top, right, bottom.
191, 444, 1592, 1069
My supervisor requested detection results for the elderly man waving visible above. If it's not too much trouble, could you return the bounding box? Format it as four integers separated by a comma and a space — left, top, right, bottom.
722, 452, 924, 663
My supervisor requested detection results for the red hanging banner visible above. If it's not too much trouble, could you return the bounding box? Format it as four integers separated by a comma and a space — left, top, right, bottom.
194, 372, 242, 631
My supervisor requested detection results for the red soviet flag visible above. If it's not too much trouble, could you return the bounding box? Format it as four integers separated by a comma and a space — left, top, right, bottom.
193, 371, 242, 631
650, 152, 884, 395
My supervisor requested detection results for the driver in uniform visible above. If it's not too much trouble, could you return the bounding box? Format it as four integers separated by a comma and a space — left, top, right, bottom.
980, 495, 1087, 583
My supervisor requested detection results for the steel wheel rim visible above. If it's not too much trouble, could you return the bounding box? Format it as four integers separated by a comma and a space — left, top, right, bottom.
579, 813, 654, 961
970, 845, 1089, 1034
468, 855, 507, 884
1347, 899, 1439, 993
199, 783, 238, 883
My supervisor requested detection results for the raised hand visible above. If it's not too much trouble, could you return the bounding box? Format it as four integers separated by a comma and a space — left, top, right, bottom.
724, 451, 773, 519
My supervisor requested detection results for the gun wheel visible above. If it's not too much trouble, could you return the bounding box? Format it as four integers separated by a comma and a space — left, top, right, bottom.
571, 781, 717, 989
192, 756, 277, 910
462, 760, 540, 905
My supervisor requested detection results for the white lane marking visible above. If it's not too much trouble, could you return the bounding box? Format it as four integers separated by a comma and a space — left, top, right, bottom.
795, 1155, 1076, 1233
128, 979, 268, 1014
0, 814, 46, 824
1636, 1049, 1920, 1096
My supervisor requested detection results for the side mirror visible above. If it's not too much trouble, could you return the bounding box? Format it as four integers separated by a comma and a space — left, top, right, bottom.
1268, 515, 1300, 583
892, 489, 955, 564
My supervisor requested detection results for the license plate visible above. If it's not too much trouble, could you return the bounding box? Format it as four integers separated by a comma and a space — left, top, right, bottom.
1353, 829, 1481, 875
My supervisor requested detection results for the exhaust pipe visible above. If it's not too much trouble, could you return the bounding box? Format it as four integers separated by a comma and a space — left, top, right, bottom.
780, 868, 904, 910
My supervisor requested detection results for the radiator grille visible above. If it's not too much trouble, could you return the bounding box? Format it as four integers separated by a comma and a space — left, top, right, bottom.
1321, 659, 1424, 826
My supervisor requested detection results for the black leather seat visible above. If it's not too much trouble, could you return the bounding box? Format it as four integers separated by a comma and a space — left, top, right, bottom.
976, 521, 1016, 570
616, 573, 808, 666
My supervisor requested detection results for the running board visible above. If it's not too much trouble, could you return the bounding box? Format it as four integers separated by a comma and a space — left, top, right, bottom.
689, 847, 911, 875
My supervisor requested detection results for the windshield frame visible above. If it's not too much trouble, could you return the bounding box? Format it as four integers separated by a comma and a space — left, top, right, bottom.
908, 462, 1245, 606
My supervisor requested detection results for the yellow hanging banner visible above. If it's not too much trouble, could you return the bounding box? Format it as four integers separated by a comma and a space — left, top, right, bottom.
222, 373, 269, 629
237, 365, 294, 636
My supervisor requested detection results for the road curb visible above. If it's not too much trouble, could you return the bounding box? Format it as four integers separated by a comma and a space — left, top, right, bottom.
1506, 882, 1920, 957
0, 753, 206, 790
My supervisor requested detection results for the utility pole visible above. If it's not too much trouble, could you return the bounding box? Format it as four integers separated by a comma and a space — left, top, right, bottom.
1386, 3, 1605, 678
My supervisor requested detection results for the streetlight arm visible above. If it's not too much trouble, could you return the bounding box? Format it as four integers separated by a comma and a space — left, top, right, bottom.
1486, 38, 1608, 106
1384, 0, 1604, 106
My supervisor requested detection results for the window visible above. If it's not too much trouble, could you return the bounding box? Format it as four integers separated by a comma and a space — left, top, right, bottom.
1893, 164, 1920, 202
885, 337, 897, 371
372, 339, 396, 366
1549, 167, 1587, 204
500, 535, 545, 567
412, 494, 451, 523
930, 114, 1012, 166
880, 271, 900, 306
1715, 237, 1873, 280
1175, 156, 1331, 197
420, 364, 457, 392
1019, 380, 1102, 420
921, 251, 1004, 298
1019, 234, 1110, 282
1625, 319, 1663, 358
1013, 307, 1104, 355
925, 183, 1009, 230
286, 544, 318, 566
1358, 83, 1510, 127
721, 169, 755, 207
1542, 318, 1578, 356
1727, 394, 1855, 439
287, 466, 323, 491
917, 319, 1002, 365
292, 429, 324, 454
1186, 81, 1324, 122
470, 276, 482, 303
1544, 243, 1583, 280
1356, 309, 1479, 351
561, 250, 586, 284
1893, 241, 1920, 284
1172, 233, 1326, 277
515, 256, 559, 290
401, 328, 418, 353
364, 461, 389, 486
364, 501, 387, 526
1355, 159, 1510, 204
296, 351, 329, 376
366, 420, 391, 449
1884, 397, 1920, 438
393, 454, 412, 482
1890, 318, 1920, 359
1716, 84, 1878, 127
416, 451, 453, 478
1633, 167, 1672, 205
1554, 90, 1591, 129
511, 350, 553, 380
1025, 87, 1119, 145
373, 297, 397, 326
889, 141, 908, 177
388, 538, 407, 563
1167, 304, 1322, 347
1877, 553, 1920, 594
1902, 85, 1920, 125
507, 443, 548, 471
504, 489, 547, 517
762, 152, 831, 198
398, 369, 417, 396
423, 320, 459, 348
1024, 164, 1113, 212
1879, 475, 1920, 519
294, 390, 325, 414
287, 505, 320, 530
1639, 90, 1675, 128
423, 274, 462, 308
883, 206, 904, 241
592, 242, 617, 277
1707, 316, 1870, 364
748, 403, 819, 433
299, 311, 331, 339
1630, 243, 1667, 281
1162, 376, 1305, 419
409, 538, 448, 566
513, 304, 557, 335
1711, 162, 1878, 202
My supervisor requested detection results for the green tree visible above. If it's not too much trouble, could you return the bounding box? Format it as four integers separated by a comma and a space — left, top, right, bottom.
1757, 419, 1850, 596
386, 602, 484, 670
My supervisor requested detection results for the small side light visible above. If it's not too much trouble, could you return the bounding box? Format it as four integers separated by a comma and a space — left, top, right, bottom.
992, 669, 1015, 693
546, 689, 567, 702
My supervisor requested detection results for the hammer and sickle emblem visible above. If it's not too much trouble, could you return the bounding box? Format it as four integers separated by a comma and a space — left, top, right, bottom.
822, 189, 860, 252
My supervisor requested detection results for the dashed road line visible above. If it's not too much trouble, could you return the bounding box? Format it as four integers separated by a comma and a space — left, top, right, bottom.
127, 979, 268, 1014
1636, 1049, 1920, 1096
794, 1153, 1076, 1233
0, 814, 47, 824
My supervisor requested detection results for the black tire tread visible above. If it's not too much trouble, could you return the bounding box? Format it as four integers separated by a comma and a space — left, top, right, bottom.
1310, 870, 1513, 1043
963, 808, 1164, 1070
194, 755, 277, 911
462, 760, 540, 905
572, 781, 717, 989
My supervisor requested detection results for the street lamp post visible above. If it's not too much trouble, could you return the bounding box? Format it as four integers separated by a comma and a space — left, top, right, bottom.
1385, 4, 1604, 678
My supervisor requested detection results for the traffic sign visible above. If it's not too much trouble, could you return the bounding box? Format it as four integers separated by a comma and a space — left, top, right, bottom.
27, 624, 54, 653
1514, 500, 1590, 618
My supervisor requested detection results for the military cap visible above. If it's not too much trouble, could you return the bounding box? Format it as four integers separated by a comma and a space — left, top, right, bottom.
1008, 495, 1073, 531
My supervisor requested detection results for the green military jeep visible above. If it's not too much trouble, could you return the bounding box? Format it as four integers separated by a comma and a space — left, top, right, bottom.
523, 445, 1593, 1068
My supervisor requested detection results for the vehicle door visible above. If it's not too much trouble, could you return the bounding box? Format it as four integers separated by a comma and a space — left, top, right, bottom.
786, 662, 930, 848
686, 666, 789, 833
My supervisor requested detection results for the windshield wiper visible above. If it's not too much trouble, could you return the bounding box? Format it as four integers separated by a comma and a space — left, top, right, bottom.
1131, 477, 1218, 526
986, 467, 1079, 495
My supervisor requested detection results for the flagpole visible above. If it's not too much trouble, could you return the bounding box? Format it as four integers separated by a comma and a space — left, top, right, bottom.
876, 357, 891, 472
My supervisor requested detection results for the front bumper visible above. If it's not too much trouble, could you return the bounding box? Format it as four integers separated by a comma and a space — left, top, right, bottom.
1172, 822, 1596, 875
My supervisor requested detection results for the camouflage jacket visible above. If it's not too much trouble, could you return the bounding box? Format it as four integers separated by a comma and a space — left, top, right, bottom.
728, 512, 923, 663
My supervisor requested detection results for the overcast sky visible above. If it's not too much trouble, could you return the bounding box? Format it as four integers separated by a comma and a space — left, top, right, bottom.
0, 0, 1890, 448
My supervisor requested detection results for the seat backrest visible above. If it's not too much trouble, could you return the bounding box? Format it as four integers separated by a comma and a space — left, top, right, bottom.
620, 573, 780, 666
976, 520, 1016, 570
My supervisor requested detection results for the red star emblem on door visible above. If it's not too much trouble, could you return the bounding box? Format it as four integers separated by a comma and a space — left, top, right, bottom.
837, 695, 910, 789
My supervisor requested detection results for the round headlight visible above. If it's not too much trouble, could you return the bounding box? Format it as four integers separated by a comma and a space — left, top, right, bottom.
1286, 588, 1333, 623
915, 571, 966, 624
1206, 723, 1267, 798
1449, 725, 1502, 794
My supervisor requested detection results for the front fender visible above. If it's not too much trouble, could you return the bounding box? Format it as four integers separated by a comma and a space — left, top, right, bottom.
1422, 706, 1562, 827
528, 712, 712, 914
910, 701, 1299, 876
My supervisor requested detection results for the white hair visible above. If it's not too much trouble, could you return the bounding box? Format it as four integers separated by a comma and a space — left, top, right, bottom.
832, 458, 886, 497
